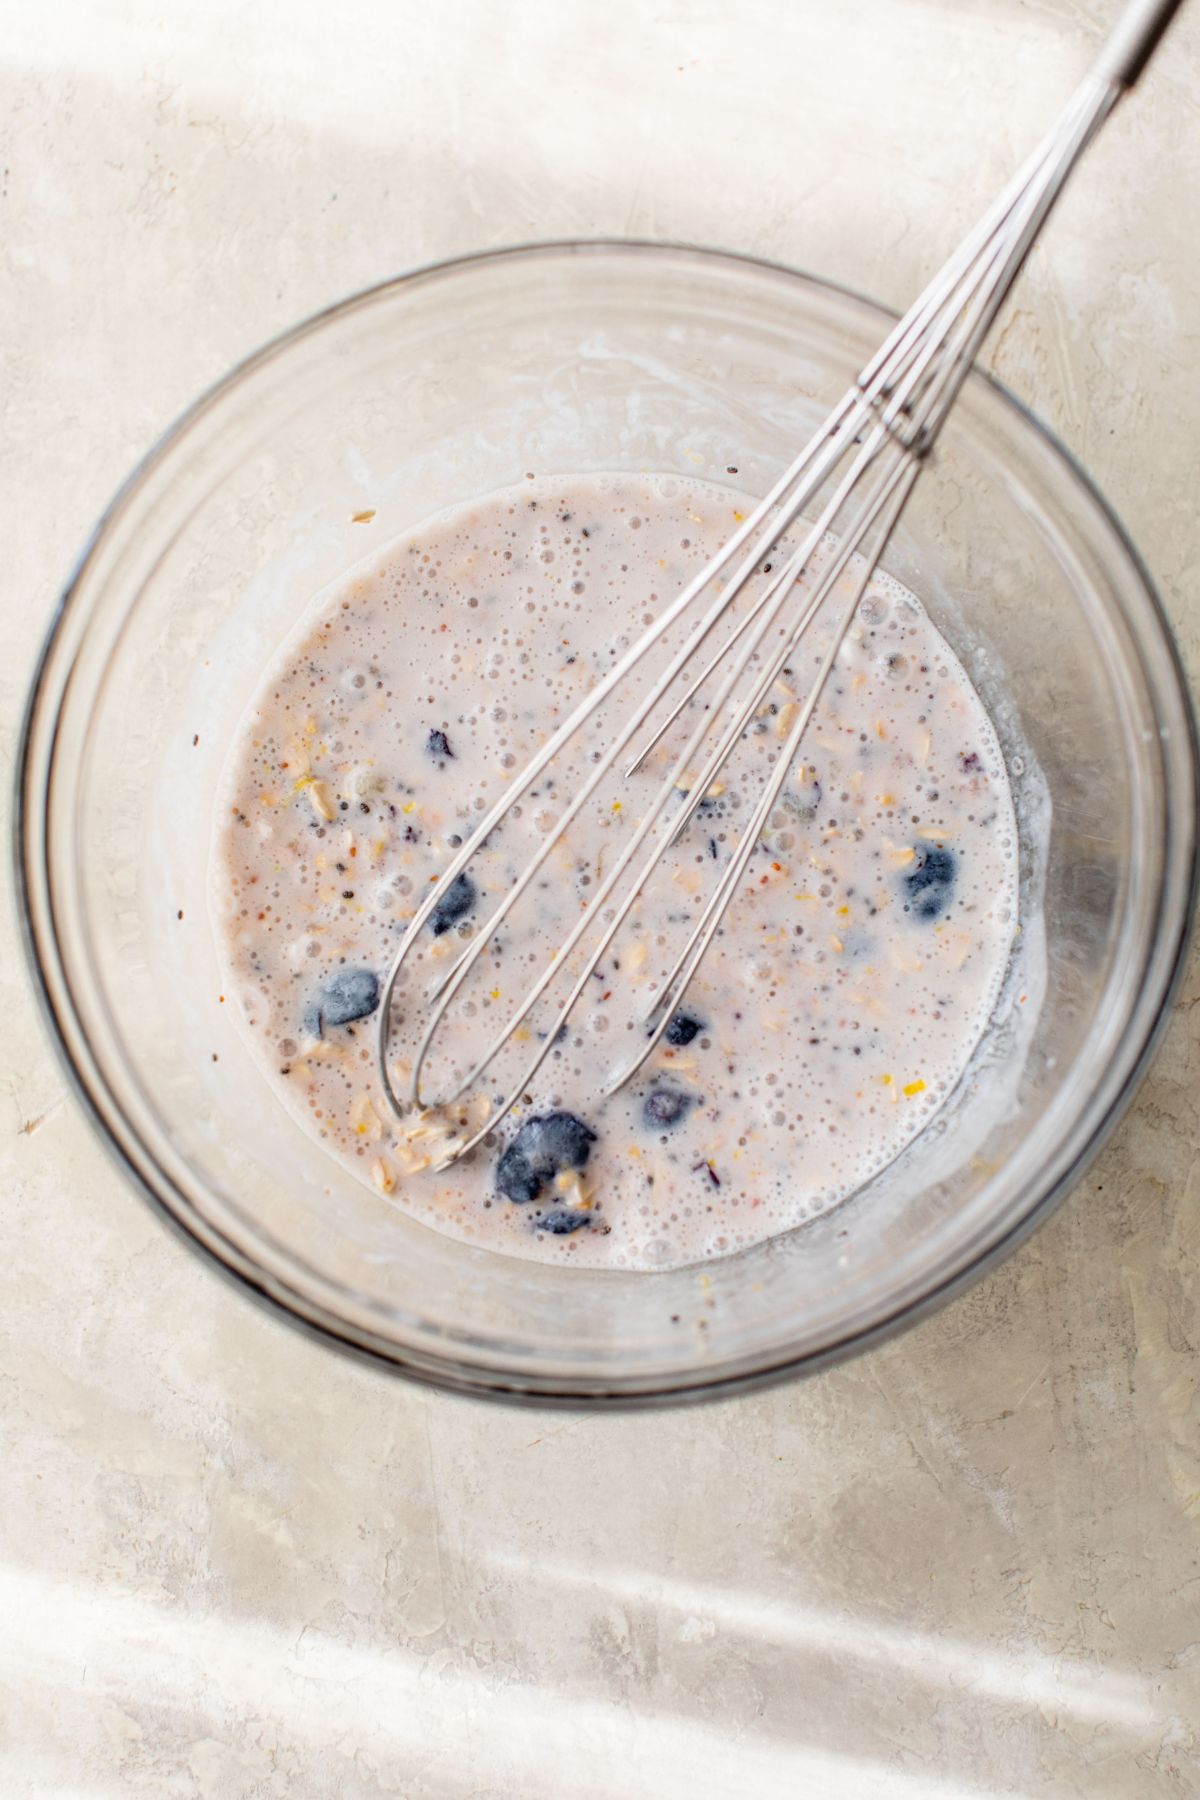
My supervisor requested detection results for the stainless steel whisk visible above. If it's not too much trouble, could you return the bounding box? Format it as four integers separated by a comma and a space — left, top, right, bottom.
378, 0, 1183, 1167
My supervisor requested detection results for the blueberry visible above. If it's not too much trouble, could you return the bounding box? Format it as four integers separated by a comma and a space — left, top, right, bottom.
782, 773, 822, 823
642, 1084, 694, 1130
665, 1011, 704, 1047
676, 785, 719, 815
533, 1207, 591, 1236
302, 967, 379, 1037
903, 845, 957, 920
426, 728, 454, 762
429, 870, 477, 936
496, 1110, 597, 1205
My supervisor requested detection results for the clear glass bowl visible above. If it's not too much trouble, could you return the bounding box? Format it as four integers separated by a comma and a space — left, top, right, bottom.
17, 244, 1197, 1404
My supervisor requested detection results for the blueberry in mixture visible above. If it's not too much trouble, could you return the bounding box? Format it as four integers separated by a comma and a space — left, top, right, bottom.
533, 1206, 591, 1236
303, 967, 379, 1037
496, 1110, 597, 1205
675, 785, 720, 816
429, 870, 477, 936
903, 845, 958, 920
664, 1011, 704, 1048
426, 728, 454, 763
782, 773, 822, 822
642, 1084, 695, 1130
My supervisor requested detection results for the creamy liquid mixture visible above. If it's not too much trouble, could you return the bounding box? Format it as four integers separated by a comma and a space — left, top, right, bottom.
214, 473, 1018, 1270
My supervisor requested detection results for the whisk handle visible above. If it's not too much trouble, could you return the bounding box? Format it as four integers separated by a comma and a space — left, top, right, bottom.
1092, 0, 1186, 89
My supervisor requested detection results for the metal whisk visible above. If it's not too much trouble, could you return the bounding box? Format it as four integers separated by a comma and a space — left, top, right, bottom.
378, 0, 1183, 1167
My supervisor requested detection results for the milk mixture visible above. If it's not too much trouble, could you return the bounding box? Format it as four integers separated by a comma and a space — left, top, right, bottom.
214, 473, 1018, 1269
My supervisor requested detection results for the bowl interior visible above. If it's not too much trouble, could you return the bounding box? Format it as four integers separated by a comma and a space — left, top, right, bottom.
23, 245, 1196, 1399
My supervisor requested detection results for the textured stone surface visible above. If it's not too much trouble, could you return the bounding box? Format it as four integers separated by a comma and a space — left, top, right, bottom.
2, 2, 1197, 1794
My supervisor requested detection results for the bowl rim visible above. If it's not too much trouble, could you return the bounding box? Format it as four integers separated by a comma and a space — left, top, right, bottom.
16, 237, 1200, 1407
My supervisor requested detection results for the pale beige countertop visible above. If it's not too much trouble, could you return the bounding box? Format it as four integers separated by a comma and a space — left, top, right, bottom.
2, 2, 1198, 1795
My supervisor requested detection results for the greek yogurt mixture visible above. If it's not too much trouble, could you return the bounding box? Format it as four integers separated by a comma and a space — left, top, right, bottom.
214, 472, 1018, 1270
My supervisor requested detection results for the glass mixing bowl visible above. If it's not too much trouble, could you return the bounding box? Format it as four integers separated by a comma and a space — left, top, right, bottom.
18, 244, 1197, 1404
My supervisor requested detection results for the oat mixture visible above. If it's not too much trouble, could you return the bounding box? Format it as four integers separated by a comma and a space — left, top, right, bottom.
214, 473, 1018, 1269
